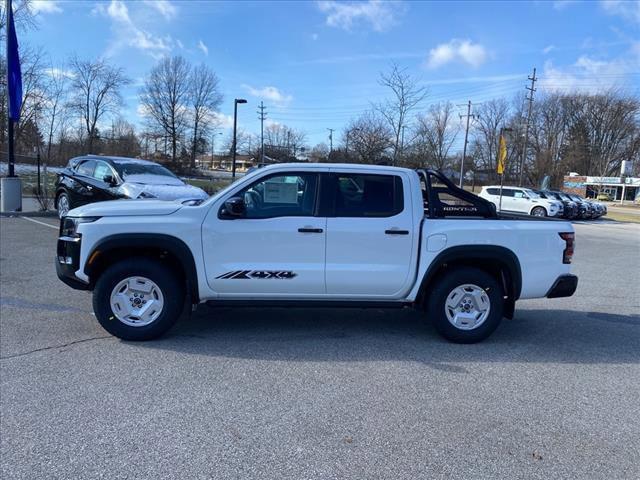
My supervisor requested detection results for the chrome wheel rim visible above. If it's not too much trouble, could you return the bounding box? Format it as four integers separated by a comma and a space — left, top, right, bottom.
532, 208, 545, 217
110, 276, 164, 327
444, 284, 491, 330
58, 195, 70, 218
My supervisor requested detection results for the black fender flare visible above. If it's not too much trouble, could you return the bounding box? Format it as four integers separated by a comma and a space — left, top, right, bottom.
418, 245, 522, 315
84, 233, 199, 302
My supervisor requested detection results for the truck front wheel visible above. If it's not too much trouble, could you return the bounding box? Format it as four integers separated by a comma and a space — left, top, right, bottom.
427, 267, 504, 343
93, 258, 185, 341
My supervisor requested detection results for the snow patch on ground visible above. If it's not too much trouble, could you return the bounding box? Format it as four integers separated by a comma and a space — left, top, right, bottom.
0, 163, 62, 175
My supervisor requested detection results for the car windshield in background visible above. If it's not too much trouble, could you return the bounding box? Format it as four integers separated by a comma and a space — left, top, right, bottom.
116, 163, 177, 179
527, 190, 541, 199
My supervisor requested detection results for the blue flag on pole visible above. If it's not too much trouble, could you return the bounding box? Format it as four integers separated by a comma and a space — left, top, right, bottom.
7, 1, 22, 121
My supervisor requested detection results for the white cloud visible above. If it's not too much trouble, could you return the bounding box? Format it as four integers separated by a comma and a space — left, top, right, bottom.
600, 0, 640, 24
93, 0, 172, 58
265, 119, 282, 129
143, 0, 177, 20
176, 39, 184, 49
43, 67, 75, 79
30, 1, 62, 14
211, 112, 234, 129
553, 0, 578, 10
538, 48, 639, 93
242, 84, 293, 106
197, 40, 209, 56
311, 33, 319, 41
543, 44, 556, 54
317, 0, 402, 32
426, 39, 487, 69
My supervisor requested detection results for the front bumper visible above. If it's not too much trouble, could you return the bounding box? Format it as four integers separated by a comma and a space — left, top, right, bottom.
56, 236, 91, 291
546, 274, 578, 298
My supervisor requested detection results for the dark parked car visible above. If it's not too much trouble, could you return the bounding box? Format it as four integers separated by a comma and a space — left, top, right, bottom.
536, 190, 578, 219
55, 155, 208, 218
563, 192, 595, 219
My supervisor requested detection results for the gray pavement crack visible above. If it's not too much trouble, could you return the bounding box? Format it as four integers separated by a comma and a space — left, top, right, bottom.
0, 335, 112, 360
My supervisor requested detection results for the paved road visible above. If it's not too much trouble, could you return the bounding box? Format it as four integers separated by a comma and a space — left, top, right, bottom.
1, 217, 639, 479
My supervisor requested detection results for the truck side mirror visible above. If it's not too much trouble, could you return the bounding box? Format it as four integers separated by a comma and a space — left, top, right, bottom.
222, 197, 246, 218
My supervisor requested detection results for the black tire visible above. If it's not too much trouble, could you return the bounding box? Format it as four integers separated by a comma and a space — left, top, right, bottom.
426, 267, 504, 344
531, 206, 547, 217
93, 258, 184, 341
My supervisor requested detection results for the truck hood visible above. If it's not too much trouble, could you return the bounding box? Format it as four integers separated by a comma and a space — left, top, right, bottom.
68, 199, 184, 217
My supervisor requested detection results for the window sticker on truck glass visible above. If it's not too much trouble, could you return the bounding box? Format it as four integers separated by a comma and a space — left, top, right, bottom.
264, 182, 298, 204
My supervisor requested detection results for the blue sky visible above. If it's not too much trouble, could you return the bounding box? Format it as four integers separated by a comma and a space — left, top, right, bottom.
26, 0, 640, 150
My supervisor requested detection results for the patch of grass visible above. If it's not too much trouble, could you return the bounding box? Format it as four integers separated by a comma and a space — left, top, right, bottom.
604, 211, 640, 223
1, 172, 58, 196
184, 177, 233, 195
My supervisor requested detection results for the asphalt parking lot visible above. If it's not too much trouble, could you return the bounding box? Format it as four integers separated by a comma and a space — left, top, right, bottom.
1, 216, 639, 479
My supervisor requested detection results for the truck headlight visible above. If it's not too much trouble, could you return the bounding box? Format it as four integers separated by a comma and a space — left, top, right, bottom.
59, 216, 101, 238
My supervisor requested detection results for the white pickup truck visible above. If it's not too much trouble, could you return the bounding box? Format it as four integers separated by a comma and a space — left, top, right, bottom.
56, 164, 578, 343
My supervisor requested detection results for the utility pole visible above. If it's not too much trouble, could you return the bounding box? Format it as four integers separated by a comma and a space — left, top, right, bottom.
519, 67, 537, 187
257, 101, 267, 163
327, 128, 334, 153
458, 100, 476, 188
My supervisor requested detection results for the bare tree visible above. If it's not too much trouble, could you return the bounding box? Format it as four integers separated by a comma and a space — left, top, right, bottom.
0, 0, 38, 38
8, 47, 47, 150
263, 123, 306, 160
471, 99, 515, 182
188, 64, 223, 169
412, 102, 460, 169
42, 66, 69, 162
344, 110, 393, 164
104, 117, 140, 157
68, 56, 130, 153
375, 63, 428, 165
139, 55, 190, 164
528, 93, 569, 186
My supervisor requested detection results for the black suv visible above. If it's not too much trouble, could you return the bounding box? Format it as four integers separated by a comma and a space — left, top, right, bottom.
536, 190, 578, 219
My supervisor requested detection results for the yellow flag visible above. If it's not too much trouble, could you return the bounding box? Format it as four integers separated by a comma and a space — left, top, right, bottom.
496, 135, 507, 174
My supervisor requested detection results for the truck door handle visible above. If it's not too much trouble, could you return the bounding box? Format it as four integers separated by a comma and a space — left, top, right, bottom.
298, 227, 323, 233
385, 229, 409, 235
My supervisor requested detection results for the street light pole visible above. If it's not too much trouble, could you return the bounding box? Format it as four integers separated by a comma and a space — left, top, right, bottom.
232, 98, 247, 179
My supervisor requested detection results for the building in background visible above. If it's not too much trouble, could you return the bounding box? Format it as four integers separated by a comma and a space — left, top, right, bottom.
563, 174, 640, 203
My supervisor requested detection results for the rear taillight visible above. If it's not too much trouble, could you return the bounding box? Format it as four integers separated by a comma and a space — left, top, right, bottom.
559, 232, 575, 264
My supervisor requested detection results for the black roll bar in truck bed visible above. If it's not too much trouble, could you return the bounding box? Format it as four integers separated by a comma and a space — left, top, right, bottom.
416, 169, 498, 219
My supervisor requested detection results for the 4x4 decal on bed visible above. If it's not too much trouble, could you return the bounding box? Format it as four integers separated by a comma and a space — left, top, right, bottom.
215, 270, 298, 280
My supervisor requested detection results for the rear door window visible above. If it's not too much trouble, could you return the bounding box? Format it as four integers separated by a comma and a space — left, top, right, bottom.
75, 160, 96, 177
333, 174, 403, 217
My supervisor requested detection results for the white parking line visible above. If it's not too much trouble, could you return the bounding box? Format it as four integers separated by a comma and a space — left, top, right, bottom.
22, 217, 58, 230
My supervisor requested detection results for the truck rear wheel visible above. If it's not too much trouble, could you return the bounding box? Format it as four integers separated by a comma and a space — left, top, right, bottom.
93, 258, 184, 341
427, 267, 504, 343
